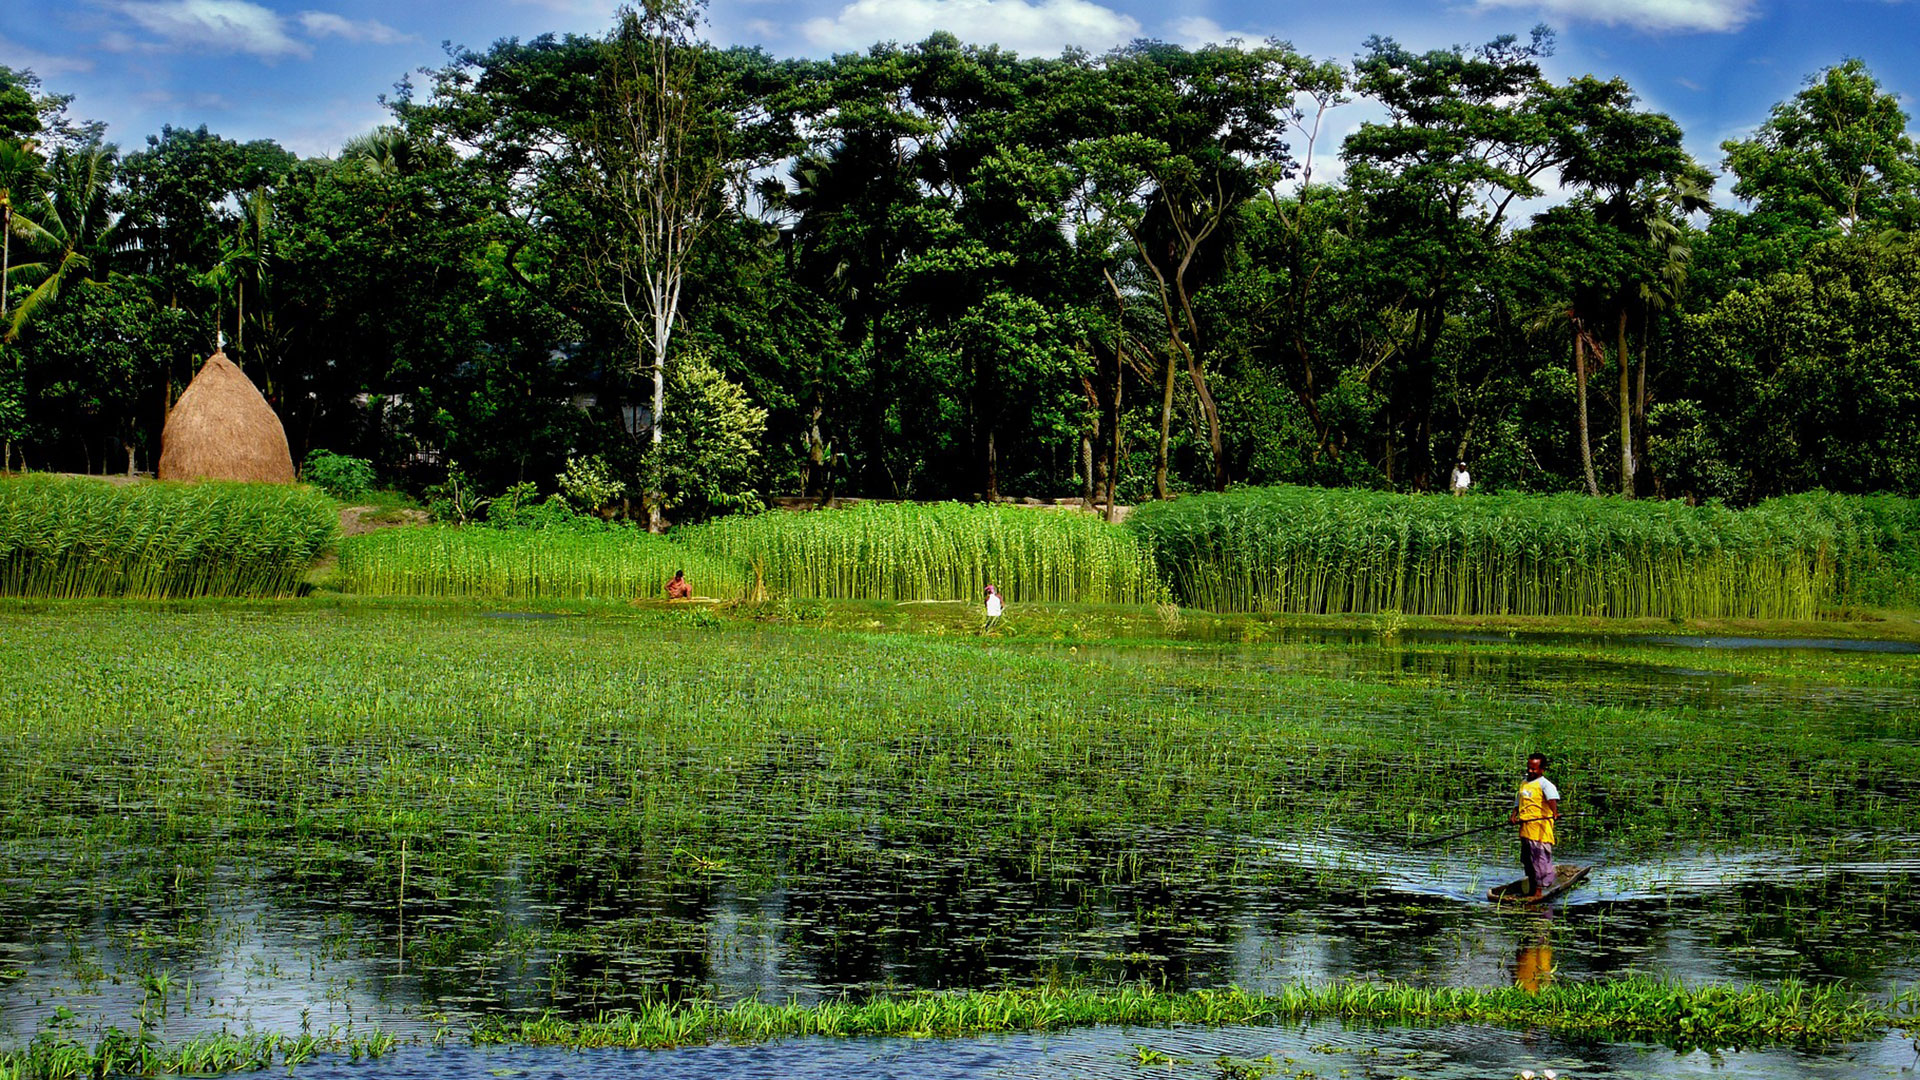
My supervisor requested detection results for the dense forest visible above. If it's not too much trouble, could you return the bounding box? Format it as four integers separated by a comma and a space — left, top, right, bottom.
2, 3, 1918, 523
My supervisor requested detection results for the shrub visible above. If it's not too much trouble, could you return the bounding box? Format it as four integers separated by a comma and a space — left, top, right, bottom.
301, 450, 377, 501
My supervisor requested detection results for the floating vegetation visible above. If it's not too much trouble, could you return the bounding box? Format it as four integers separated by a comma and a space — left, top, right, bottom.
0, 475, 336, 598
0, 1023, 399, 1079
676, 502, 1168, 604
1127, 486, 1920, 618
333, 524, 744, 599
469, 978, 1914, 1052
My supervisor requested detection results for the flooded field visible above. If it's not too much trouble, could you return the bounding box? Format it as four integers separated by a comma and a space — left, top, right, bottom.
0, 601, 1915, 1075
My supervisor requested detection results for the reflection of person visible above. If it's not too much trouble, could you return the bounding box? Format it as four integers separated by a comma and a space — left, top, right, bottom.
1514, 914, 1555, 992
983, 583, 1003, 630
1509, 752, 1560, 900
1449, 461, 1471, 495
666, 569, 692, 600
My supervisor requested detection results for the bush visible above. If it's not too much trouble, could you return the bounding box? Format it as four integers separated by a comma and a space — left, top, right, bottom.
557, 456, 626, 518
301, 450, 377, 501
488, 482, 587, 530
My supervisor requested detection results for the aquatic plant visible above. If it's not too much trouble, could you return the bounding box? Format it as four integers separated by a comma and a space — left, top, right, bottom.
0, 475, 336, 598
1127, 486, 1920, 618
676, 502, 1168, 604
470, 978, 1911, 1052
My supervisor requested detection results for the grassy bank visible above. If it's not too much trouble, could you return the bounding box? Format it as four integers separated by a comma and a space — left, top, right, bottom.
0, 475, 336, 598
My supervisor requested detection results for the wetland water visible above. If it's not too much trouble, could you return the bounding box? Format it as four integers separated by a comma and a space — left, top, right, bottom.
0, 605, 1915, 1076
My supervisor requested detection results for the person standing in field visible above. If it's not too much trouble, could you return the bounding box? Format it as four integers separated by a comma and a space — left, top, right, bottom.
666, 569, 692, 600
983, 583, 1003, 630
1449, 461, 1471, 495
1509, 752, 1560, 900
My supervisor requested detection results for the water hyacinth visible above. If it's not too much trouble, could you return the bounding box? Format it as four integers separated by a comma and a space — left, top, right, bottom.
0, 475, 337, 599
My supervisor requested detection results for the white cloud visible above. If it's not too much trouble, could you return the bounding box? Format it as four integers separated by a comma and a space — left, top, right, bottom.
297, 12, 415, 45
801, 0, 1141, 56
0, 36, 98, 77
1165, 16, 1266, 46
116, 0, 310, 58
1474, 0, 1757, 33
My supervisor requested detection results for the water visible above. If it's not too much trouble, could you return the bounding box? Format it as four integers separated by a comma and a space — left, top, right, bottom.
1, 610, 1915, 1075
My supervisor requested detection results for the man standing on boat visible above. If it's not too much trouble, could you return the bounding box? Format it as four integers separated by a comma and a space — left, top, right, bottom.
1509, 753, 1560, 900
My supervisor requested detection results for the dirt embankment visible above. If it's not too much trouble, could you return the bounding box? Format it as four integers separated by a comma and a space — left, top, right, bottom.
338, 505, 429, 537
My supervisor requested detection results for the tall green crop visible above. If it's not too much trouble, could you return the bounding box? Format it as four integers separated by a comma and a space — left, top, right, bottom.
677, 502, 1168, 604
0, 475, 337, 598
336, 524, 743, 600
1127, 486, 1920, 618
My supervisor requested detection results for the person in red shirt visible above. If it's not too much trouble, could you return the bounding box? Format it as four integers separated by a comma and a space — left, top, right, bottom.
666, 569, 692, 600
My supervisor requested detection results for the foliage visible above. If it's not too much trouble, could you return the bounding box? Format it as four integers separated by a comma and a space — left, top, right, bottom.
658, 350, 767, 523
0, 474, 336, 597
300, 448, 375, 501
486, 480, 585, 529
556, 454, 627, 517
423, 464, 491, 524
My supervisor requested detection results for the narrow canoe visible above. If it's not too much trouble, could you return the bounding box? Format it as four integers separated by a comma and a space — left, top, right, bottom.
1488, 865, 1590, 905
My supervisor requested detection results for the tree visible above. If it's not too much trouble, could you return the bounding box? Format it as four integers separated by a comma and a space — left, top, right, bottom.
5, 143, 119, 343
1548, 75, 1710, 495
1723, 60, 1920, 238
1339, 27, 1567, 487
1075, 40, 1334, 495
657, 350, 767, 521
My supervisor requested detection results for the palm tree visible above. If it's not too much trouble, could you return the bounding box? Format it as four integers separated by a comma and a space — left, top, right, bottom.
4, 143, 118, 343
0, 138, 45, 322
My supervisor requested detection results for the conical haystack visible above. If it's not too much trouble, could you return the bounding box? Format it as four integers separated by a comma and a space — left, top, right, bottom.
157, 351, 296, 483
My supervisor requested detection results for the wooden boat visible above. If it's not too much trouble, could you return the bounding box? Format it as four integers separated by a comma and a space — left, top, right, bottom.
1488, 864, 1590, 905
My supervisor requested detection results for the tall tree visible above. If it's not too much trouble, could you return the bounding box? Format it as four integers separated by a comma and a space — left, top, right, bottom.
1339, 27, 1567, 487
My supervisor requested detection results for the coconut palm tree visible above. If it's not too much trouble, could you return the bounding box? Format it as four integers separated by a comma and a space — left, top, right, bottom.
4, 142, 118, 343
0, 138, 45, 321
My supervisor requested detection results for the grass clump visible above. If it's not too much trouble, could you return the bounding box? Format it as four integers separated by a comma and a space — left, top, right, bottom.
678, 502, 1168, 604
334, 523, 743, 600
473, 978, 1911, 1052
1128, 486, 1920, 619
0, 475, 336, 599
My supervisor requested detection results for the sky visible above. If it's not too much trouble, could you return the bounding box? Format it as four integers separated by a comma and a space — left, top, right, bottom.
2, 0, 1916, 194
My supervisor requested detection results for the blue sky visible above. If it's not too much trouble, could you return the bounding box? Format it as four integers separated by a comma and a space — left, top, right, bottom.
2, 0, 1915, 193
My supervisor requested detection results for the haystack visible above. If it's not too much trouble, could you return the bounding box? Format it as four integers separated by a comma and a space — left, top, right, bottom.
157, 351, 296, 483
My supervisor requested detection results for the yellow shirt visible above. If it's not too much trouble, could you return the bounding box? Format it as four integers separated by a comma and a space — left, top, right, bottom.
1516, 776, 1558, 845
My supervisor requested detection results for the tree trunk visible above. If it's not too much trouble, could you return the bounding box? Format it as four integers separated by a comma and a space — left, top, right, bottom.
1635, 315, 1651, 498
1575, 326, 1599, 497
1155, 349, 1175, 501
1617, 308, 1633, 497
1187, 352, 1227, 491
